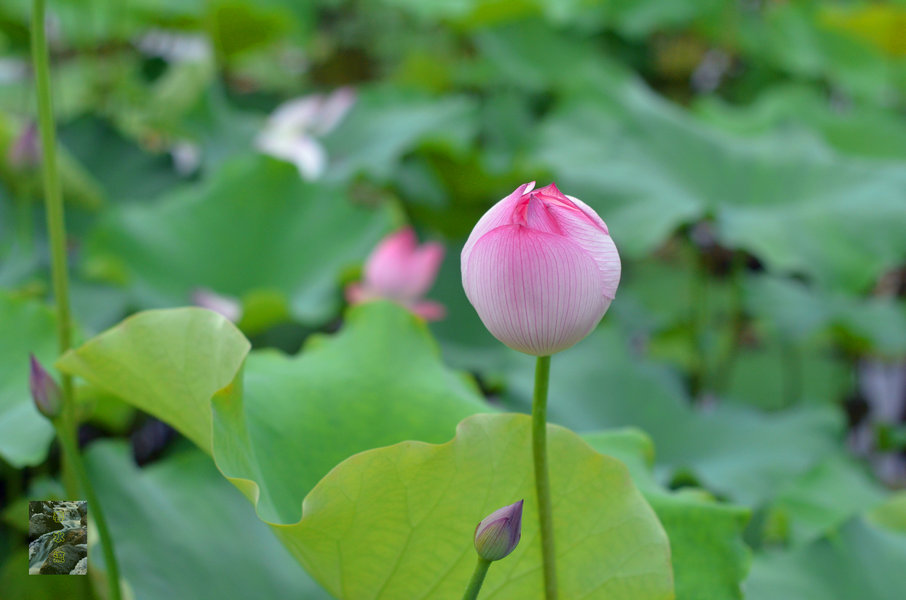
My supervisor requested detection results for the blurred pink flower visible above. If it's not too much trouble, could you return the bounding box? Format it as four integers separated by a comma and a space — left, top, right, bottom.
461, 182, 621, 356
192, 288, 241, 323
346, 227, 446, 320
256, 87, 356, 180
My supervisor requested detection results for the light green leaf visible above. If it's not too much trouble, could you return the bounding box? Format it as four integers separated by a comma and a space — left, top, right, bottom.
57, 307, 250, 453
868, 492, 906, 534
212, 300, 491, 523
81, 154, 394, 325
770, 455, 888, 545
257, 413, 674, 600
58, 301, 490, 525
0, 294, 58, 467
587, 428, 750, 600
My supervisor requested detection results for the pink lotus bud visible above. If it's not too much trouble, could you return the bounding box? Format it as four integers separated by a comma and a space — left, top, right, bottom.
461, 182, 621, 356
29, 354, 62, 419
473, 500, 523, 561
346, 227, 446, 320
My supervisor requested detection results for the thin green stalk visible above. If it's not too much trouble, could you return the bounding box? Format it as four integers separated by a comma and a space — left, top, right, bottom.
55, 422, 122, 600
31, 0, 78, 499
532, 355, 557, 600
461, 557, 492, 600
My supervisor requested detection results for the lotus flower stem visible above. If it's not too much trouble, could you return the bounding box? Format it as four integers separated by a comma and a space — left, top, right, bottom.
30, 0, 78, 498
461, 557, 492, 600
532, 355, 557, 599
54, 421, 122, 599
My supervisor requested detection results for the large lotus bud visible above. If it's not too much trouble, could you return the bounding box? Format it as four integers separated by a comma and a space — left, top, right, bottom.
461, 182, 620, 355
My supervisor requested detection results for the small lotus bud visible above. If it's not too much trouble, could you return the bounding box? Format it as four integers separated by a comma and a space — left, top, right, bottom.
473, 500, 523, 561
29, 354, 62, 419
8, 122, 40, 169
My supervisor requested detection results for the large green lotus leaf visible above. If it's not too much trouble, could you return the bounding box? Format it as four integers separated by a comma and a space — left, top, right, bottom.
83, 440, 332, 600
723, 339, 850, 410
211, 300, 490, 523
244, 413, 673, 600
502, 326, 842, 505
586, 428, 750, 600
57, 307, 251, 453
769, 454, 887, 546
58, 116, 187, 204
744, 274, 906, 358
533, 76, 906, 292
734, 1, 894, 103
868, 492, 906, 534
0, 294, 59, 467
58, 301, 490, 524
322, 86, 477, 183
81, 154, 394, 324
695, 84, 906, 160
744, 518, 906, 600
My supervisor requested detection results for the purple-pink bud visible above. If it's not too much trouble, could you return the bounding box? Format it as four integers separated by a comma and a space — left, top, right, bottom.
461, 182, 621, 356
8, 122, 40, 169
29, 354, 62, 419
346, 227, 446, 320
473, 500, 523, 561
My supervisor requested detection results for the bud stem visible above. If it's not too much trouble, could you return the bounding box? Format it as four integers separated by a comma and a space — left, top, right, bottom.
54, 421, 122, 600
30, 0, 78, 498
532, 354, 557, 599
461, 556, 492, 600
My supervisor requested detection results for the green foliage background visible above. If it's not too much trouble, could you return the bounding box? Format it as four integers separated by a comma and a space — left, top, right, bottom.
2, 0, 906, 598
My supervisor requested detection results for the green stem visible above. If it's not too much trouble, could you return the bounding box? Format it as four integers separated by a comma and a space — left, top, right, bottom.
31, 0, 78, 498
532, 355, 557, 600
461, 557, 492, 600
54, 422, 122, 600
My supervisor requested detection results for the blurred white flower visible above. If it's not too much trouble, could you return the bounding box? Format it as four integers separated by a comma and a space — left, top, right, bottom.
170, 141, 201, 176
255, 87, 356, 180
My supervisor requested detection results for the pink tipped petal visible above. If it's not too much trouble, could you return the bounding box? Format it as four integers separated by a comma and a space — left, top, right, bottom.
402, 241, 445, 298
461, 182, 535, 269
410, 300, 447, 321
547, 198, 622, 299
564, 193, 609, 234
519, 193, 563, 235
463, 225, 607, 356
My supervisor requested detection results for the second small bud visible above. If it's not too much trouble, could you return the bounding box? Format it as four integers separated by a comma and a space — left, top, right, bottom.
29, 354, 62, 420
473, 500, 523, 562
